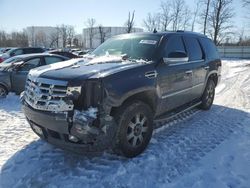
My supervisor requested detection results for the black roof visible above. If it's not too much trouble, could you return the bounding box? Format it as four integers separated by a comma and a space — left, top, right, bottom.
113, 31, 207, 39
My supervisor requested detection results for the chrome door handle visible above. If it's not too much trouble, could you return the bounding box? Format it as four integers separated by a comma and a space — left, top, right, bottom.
185, 70, 193, 75
203, 66, 209, 70
145, 71, 158, 78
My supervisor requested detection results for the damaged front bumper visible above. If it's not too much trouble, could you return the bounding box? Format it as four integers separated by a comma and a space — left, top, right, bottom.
22, 101, 117, 153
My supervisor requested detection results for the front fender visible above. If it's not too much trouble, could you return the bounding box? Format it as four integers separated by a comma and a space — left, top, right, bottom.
106, 86, 157, 107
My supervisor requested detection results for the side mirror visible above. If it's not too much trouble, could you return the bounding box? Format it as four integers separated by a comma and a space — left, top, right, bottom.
163, 51, 188, 64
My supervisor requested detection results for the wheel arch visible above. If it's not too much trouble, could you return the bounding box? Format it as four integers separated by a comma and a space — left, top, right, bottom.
110, 89, 158, 117
205, 70, 219, 87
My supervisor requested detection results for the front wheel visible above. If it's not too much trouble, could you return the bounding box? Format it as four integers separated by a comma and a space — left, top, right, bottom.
199, 79, 215, 110
113, 101, 153, 158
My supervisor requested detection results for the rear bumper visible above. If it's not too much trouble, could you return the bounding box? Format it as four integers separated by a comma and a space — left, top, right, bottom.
22, 101, 116, 153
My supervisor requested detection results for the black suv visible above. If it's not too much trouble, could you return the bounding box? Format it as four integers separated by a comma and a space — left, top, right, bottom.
21, 31, 221, 157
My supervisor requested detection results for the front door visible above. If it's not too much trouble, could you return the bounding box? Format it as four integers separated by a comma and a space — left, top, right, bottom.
157, 35, 193, 115
11, 58, 41, 94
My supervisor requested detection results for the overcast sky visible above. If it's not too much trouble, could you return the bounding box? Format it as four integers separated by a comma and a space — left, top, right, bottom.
0, 0, 248, 35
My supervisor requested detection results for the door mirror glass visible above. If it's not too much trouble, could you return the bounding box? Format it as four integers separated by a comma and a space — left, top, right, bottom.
163, 51, 188, 64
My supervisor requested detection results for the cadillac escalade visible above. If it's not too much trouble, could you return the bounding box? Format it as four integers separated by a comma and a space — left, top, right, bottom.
21, 31, 221, 157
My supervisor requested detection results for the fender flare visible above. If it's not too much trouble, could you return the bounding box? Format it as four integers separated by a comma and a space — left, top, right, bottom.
201, 70, 219, 94
106, 86, 158, 108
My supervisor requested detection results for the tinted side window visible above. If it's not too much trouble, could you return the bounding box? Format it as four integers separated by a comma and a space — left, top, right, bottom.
164, 36, 186, 57
24, 48, 34, 54
11, 49, 23, 56
184, 36, 203, 61
199, 38, 219, 60
45, 56, 64, 65
19, 58, 41, 71
34, 48, 44, 53
24, 48, 44, 54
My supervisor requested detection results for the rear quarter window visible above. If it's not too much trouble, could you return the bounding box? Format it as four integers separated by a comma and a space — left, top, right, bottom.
45, 56, 64, 65
199, 38, 220, 60
184, 36, 203, 61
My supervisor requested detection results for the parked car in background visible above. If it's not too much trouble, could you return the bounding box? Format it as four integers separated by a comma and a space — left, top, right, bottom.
49, 50, 79, 59
0, 53, 69, 97
0, 47, 13, 54
70, 48, 81, 53
0, 47, 45, 63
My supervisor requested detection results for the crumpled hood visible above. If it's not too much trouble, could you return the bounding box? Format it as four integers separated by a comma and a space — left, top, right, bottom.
29, 55, 144, 81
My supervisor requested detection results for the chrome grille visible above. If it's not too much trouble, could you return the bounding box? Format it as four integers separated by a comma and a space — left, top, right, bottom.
24, 77, 73, 111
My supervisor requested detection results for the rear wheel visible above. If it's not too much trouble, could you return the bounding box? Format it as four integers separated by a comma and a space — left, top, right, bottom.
0, 85, 8, 98
199, 79, 215, 110
113, 101, 153, 158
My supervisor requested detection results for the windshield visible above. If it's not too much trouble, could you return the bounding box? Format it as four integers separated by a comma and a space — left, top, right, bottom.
92, 35, 160, 61
5, 48, 17, 56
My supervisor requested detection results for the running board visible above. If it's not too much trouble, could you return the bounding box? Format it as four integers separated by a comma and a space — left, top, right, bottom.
154, 101, 202, 123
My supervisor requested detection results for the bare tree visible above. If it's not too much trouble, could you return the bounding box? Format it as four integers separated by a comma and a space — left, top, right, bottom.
0, 31, 8, 46
242, 0, 250, 5
242, 0, 250, 19
126, 11, 135, 33
67, 26, 75, 47
85, 18, 96, 49
98, 25, 110, 44
59, 24, 68, 48
237, 27, 245, 46
35, 31, 47, 47
201, 0, 211, 35
159, 1, 173, 31
207, 0, 234, 45
30, 26, 35, 47
49, 26, 60, 48
0, 30, 28, 47
182, 7, 192, 30
191, 0, 201, 31
143, 13, 161, 32
57, 25, 76, 48
171, 0, 186, 31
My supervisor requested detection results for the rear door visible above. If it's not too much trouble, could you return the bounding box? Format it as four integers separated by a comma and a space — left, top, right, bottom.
11, 57, 42, 93
183, 36, 208, 100
156, 35, 193, 114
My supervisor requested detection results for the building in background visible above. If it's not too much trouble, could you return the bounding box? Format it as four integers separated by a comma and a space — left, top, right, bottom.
25, 26, 62, 48
82, 27, 143, 49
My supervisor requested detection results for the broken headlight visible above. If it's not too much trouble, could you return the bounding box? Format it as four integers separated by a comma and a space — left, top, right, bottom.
66, 86, 82, 100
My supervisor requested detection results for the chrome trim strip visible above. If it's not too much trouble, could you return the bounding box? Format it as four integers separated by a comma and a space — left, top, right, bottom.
169, 59, 204, 66
154, 101, 202, 122
28, 75, 68, 86
161, 83, 204, 99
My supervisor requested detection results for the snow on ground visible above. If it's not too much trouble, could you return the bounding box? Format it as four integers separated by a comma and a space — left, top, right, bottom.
0, 59, 250, 188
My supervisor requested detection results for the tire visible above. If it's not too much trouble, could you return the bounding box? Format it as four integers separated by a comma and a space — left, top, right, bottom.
0, 84, 8, 98
112, 100, 154, 158
199, 79, 215, 110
